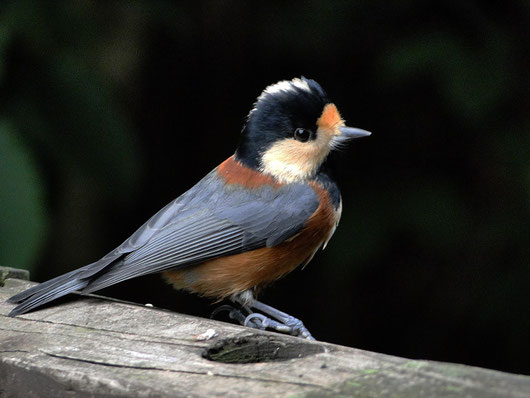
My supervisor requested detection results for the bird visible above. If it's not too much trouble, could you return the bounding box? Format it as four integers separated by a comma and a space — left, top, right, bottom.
7, 77, 370, 340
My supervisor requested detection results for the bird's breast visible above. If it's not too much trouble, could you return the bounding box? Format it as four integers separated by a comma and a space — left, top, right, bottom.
163, 180, 340, 299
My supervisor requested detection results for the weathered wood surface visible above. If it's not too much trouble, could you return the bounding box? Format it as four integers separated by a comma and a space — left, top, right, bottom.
1, 275, 529, 398
0, 267, 29, 285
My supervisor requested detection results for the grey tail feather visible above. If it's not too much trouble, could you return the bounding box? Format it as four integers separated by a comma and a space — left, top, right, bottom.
7, 259, 124, 317
7, 279, 89, 317
7, 268, 85, 304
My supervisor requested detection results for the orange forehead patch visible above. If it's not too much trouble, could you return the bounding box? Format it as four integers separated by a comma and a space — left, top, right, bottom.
317, 103, 343, 132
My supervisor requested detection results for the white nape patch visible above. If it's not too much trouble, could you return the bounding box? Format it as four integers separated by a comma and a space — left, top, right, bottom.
259, 78, 311, 99
248, 78, 312, 116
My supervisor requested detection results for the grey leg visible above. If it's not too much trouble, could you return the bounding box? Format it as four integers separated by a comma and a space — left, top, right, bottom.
232, 291, 315, 340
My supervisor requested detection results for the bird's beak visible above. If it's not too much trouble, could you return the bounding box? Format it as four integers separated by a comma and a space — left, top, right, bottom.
333, 126, 371, 146
338, 126, 372, 140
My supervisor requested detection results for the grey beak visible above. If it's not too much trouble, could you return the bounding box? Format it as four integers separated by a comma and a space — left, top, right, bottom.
338, 126, 372, 139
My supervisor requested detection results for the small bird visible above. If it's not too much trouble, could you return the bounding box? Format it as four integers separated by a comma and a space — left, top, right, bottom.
7, 77, 370, 339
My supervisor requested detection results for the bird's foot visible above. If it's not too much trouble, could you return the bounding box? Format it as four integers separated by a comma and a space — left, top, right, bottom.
228, 292, 314, 340
211, 301, 314, 340
210, 305, 262, 329
252, 301, 315, 340
243, 311, 314, 340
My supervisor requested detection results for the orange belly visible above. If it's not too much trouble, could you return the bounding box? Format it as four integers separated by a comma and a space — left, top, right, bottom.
163, 181, 339, 300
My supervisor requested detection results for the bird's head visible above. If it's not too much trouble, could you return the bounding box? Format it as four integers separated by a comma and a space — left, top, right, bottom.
236, 77, 370, 184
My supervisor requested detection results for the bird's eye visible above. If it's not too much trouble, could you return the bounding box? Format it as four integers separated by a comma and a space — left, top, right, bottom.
294, 128, 311, 142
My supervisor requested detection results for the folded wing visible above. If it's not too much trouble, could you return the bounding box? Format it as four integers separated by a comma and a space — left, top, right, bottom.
8, 169, 318, 316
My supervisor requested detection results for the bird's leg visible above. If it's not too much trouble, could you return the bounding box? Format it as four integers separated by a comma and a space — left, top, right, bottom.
232, 291, 315, 340
249, 300, 314, 340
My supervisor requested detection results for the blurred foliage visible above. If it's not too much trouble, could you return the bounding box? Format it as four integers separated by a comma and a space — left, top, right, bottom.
382, 30, 514, 120
0, 0, 528, 374
0, 1, 141, 196
0, 1, 143, 273
0, 121, 47, 271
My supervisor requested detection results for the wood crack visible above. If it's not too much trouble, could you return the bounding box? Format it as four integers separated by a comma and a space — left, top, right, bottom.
0, 350, 31, 354
0, 316, 202, 349
41, 351, 331, 390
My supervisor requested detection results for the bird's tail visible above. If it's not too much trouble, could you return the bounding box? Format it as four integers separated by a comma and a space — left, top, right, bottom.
6, 258, 123, 317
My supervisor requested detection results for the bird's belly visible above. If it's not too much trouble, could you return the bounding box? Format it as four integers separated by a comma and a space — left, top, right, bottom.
163, 230, 323, 299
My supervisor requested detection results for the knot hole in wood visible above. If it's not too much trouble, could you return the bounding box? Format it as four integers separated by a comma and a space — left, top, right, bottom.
202, 334, 328, 364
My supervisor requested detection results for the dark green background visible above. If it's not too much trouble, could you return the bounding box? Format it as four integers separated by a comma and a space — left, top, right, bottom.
1, 1, 528, 374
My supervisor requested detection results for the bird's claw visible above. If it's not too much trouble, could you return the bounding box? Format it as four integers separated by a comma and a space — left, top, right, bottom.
244, 313, 270, 329
216, 294, 316, 340
211, 305, 263, 329
244, 311, 314, 340
247, 299, 315, 340
281, 315, 314, 340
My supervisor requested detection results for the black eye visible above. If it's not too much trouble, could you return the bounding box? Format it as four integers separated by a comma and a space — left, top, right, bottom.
294, 128, 311, 142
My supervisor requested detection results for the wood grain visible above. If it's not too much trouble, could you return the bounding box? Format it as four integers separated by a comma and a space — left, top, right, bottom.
1, 272, 529, 398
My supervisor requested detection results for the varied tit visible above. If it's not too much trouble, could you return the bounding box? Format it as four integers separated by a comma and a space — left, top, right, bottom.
8, 77, 370, 340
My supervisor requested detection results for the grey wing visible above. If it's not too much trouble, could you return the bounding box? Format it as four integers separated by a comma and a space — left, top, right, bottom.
83, 179, 319, 292
82, 208, 250, 293
8, 170, 318, 316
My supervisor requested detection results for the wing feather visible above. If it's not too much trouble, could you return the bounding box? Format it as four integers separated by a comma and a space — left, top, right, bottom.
8, 168, 320, 316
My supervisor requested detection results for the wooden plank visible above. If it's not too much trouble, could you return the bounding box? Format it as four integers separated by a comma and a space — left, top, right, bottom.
0, 267, 29, 285
1, 274, 529, 398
